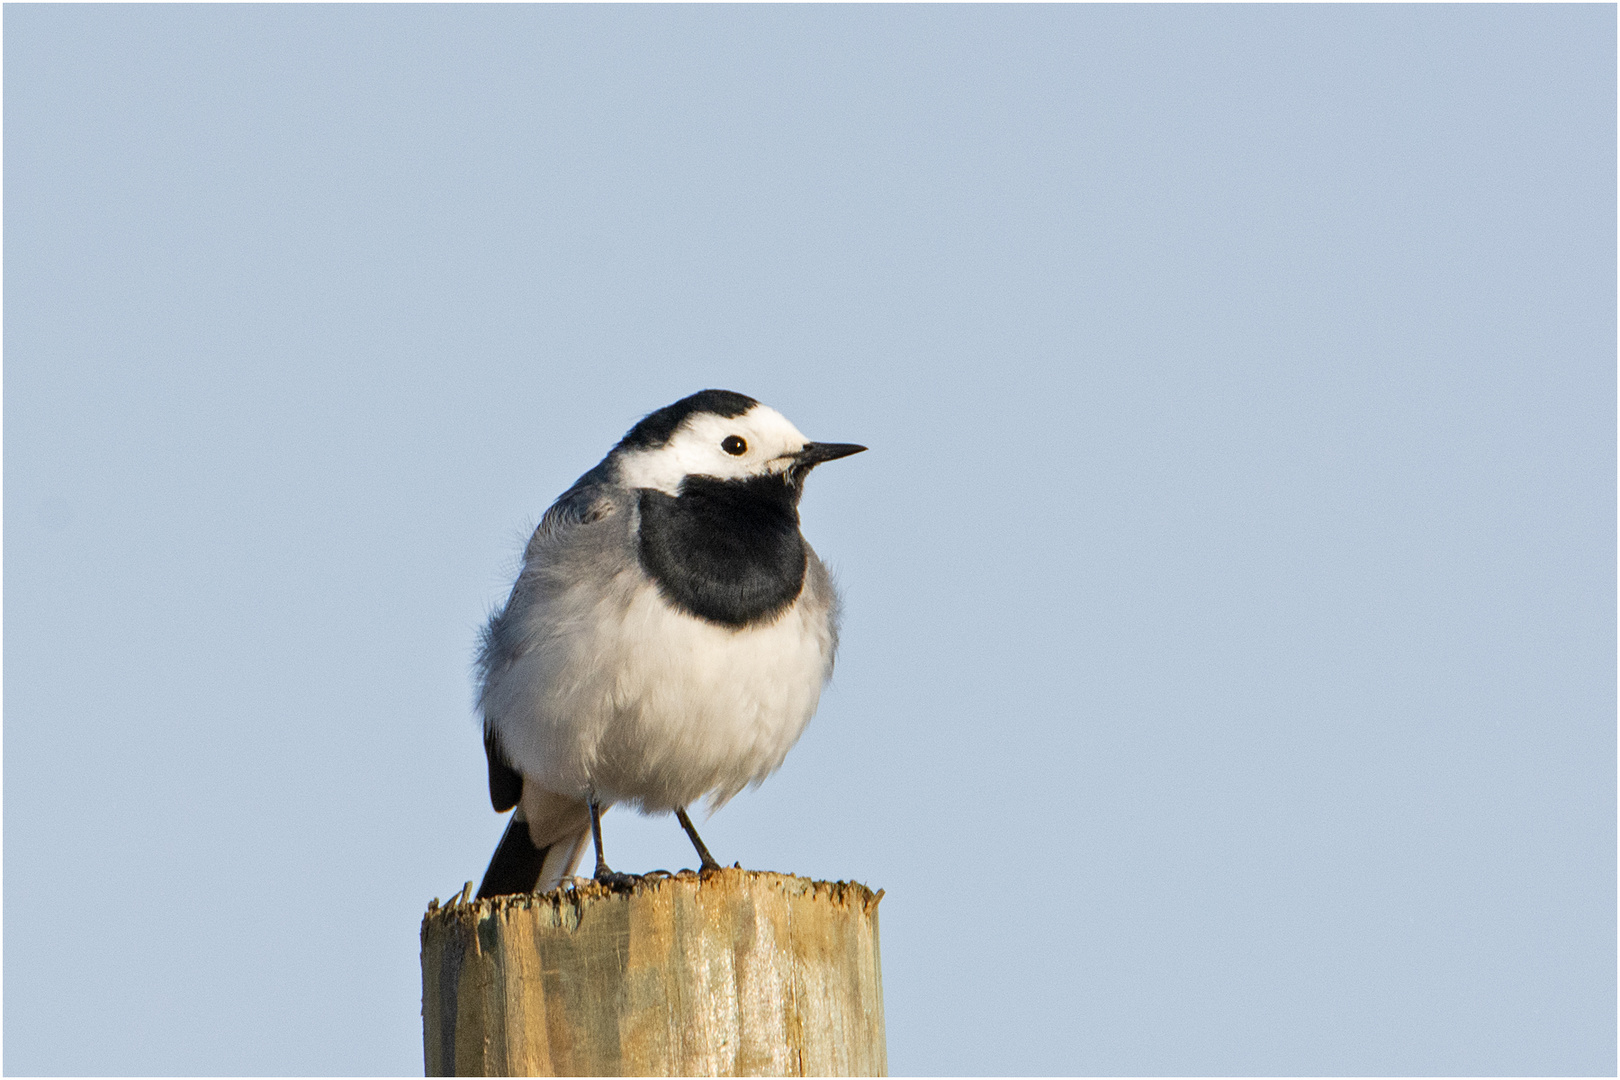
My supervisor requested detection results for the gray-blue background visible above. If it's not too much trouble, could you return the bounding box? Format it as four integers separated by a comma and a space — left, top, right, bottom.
6, 6, 1614, 1075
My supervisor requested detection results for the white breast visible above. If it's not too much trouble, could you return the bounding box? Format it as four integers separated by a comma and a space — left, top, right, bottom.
488, 570, 837, 814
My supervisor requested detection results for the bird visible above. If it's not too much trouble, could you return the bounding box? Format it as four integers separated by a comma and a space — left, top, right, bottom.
473, 389, 865, 898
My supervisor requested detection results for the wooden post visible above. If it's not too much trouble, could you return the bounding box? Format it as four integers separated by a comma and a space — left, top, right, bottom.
421, 868, 886, 1077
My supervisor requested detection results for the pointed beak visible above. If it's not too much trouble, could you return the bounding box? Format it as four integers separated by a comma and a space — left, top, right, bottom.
795, 442, 868, 466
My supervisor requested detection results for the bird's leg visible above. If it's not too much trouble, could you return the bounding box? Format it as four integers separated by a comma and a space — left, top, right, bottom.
588, 797, 636, 890
675, 807, 723, 874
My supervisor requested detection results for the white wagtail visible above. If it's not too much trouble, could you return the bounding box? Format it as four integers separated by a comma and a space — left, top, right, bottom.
474, 389, 865, 897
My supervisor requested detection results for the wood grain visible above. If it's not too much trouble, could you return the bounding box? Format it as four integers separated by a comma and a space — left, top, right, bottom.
422, 868, 886, 1077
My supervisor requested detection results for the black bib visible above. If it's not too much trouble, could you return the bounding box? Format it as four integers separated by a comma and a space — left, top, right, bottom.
637, 474, 807, 628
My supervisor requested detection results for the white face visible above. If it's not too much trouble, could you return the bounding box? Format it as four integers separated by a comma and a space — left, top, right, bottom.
616, 403, 812, 495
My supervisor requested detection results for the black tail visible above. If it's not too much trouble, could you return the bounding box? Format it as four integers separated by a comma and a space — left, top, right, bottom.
475, 814, 549, 899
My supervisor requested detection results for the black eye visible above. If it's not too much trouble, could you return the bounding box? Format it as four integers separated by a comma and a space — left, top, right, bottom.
721, 435, 747, 456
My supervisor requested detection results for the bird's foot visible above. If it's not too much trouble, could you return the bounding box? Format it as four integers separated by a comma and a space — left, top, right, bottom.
594, 866, 638, 891
698, 857, 723, 876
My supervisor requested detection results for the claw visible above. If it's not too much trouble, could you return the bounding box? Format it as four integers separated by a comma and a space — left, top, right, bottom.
594, 867, 638, 891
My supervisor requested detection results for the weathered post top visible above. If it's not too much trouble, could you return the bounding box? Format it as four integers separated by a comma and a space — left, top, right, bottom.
421, 868, 886, 1077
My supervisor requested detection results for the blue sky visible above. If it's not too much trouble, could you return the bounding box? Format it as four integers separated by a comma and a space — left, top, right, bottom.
5, 5, 1614, 1074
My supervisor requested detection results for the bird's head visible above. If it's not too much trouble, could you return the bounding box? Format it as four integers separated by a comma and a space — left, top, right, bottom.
614, 389, 865, 495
